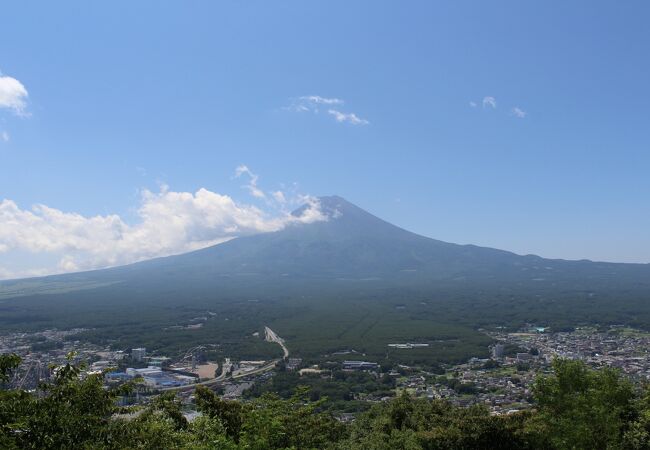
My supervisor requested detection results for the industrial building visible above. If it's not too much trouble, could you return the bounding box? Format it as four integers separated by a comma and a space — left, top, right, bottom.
342, 360, 379, 371
125, 366, 194, 388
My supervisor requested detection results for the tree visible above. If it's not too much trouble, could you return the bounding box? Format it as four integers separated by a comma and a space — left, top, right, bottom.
0, 354, 20, 383
0, 353, 24, 449
195, 385, 245, 440
1, 353, 124, 449
531, 358, 635, 450
339, 391, 537, 449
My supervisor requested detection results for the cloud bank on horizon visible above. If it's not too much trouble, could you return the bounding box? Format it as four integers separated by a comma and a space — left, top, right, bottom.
0, 168, 327, 280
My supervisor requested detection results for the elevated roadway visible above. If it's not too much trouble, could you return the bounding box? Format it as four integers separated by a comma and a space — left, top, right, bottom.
160, 326, 288, 393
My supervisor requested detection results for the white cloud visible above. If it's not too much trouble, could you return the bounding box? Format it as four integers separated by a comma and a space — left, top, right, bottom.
482, 96, 497, 109
285, 95, 344, 113
1, 131, 8, 142
234, 165, 266, 199
0, 186, 327, 279
288, 103, 310, 113
0, 70, 29, 116
299, 95, 344, 106
469, 101, 478, 108
285, 95, 368, 125
511, 107, 527, 118
272, 191, 287, 204
327, 109, 369, 125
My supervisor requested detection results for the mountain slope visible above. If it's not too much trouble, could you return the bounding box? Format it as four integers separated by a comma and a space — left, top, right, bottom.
3, 195, 650, 291
93, 195, 650, 288
2, 196, 650, 364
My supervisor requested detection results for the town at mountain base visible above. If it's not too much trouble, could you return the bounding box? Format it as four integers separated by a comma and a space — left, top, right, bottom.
1, 353, 648, 450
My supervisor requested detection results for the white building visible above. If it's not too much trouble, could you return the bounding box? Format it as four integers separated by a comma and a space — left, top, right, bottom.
132, 348, 146, 361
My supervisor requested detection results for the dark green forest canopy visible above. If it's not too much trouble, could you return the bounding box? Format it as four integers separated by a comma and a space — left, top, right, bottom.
3, 279, 650, 365
3, 353, 650, 449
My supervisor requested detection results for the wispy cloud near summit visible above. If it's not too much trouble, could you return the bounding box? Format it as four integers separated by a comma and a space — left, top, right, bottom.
235, 165, 266, 199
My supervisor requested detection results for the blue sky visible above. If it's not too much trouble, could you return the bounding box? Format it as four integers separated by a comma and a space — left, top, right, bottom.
1, 1, 649, 277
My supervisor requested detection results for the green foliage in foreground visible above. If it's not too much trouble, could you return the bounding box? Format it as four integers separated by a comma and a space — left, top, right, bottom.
4, 354, 650, 449
244, 369, 396, 412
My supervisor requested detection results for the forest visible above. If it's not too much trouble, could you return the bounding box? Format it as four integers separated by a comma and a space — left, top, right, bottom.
4, 276, 649, 368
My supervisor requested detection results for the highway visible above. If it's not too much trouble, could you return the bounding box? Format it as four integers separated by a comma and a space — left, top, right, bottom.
265, 326, 289, 358
160, 326, 288, 393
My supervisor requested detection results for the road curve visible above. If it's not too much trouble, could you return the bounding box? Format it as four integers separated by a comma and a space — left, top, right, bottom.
161, 326, 289, 393
264, 326, 289, 359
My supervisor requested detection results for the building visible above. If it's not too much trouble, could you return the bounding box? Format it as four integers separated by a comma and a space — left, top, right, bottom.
286, 358, 302, 371
388, 343, 430, 349
131, 348, 146, 362
493, 344, 505, 359
90, 360, 114, 371
516, 353, 533, 363
342, 360, 379, 371
126, 366, 160, 377
148, 356, 170, 367
105, 372, 130, 382
125, 366, 193, 388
